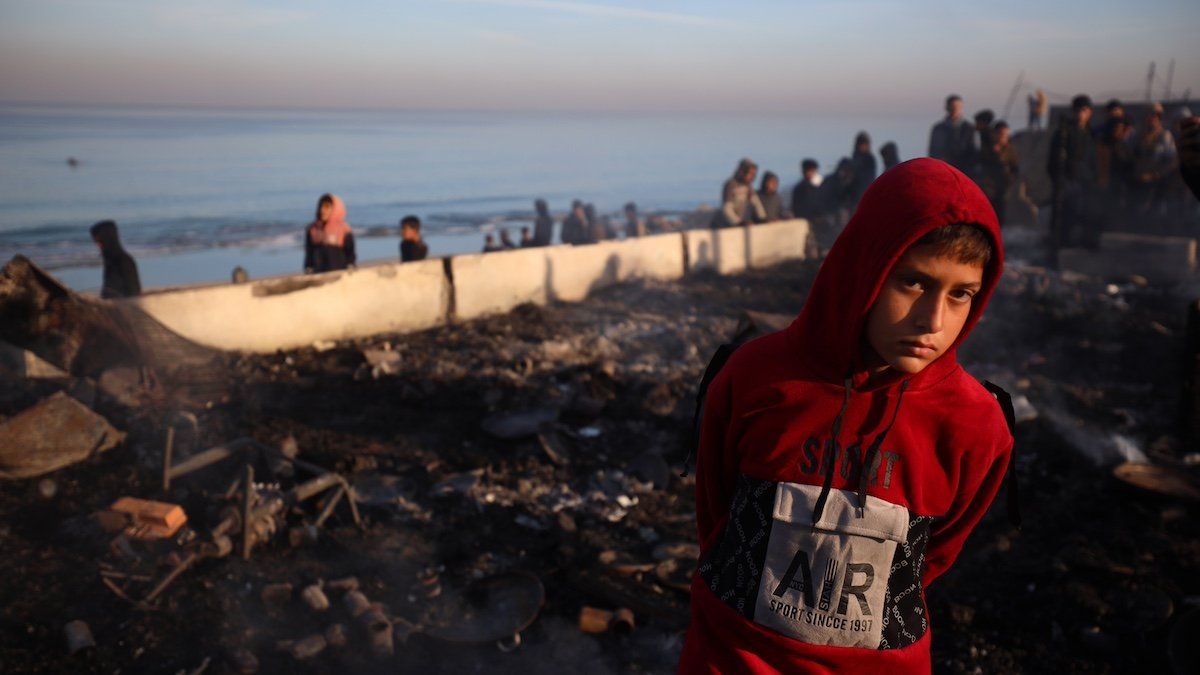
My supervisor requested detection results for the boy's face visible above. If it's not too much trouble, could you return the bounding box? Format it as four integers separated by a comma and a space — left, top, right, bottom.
402, 223, 419, 240
863, 244, 984, 376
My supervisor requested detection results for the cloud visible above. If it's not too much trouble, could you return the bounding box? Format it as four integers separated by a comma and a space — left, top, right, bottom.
451, 0, 730, 28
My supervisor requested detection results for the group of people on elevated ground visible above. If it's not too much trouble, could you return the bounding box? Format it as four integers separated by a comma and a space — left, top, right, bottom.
715, 131, 900, 250
1047, 95, 1196, 261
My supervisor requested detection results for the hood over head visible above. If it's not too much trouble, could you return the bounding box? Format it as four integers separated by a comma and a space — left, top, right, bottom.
309, 193, 351, 246
786, 158, 1003, 391
90, 219, 126, 258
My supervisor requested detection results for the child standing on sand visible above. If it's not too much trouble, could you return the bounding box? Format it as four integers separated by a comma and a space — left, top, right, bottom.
304, 193, 356, 274
681, 158, 1014, 674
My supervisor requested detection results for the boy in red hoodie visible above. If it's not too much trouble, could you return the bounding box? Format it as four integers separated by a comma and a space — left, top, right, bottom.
680, 158, 1013, 674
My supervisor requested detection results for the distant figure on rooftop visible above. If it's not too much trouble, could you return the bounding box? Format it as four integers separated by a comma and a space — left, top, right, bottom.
851, 132, 877, 201
231, 266, 249, 283
623, 202, 645, 238
971, 109, 996, 175
880, 142, 900, 171
399, 215, 428, 262
712, 158, 766, 228
929, 94, 976, 171
757, 171, 789, 222
90, 219, 141, 299
304, 193, 355, 274
1028, 89, 1047, 130
532, 199, 554, 246
520, 227, 534, 247
561, 200, 589, 244
482, 233, 503, 252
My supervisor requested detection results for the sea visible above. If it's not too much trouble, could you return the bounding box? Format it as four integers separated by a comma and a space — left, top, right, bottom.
0, 104, 931, 293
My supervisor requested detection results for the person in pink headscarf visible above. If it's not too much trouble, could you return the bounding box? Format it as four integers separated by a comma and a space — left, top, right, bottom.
303, 193, 356, 273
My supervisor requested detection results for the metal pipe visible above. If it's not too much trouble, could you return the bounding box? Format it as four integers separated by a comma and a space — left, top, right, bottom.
167, 439, 254, 481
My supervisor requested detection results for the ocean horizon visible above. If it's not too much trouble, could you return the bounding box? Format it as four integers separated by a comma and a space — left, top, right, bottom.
0, 103, 933, 292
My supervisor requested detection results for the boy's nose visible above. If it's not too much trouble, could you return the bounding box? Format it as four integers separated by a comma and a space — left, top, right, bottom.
913, 296, 945, 334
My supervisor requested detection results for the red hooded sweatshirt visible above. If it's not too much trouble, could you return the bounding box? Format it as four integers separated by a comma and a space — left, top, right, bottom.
679, 158, 1012, 674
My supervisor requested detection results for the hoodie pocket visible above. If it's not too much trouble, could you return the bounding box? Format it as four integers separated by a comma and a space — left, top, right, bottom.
753, 481, 909, 648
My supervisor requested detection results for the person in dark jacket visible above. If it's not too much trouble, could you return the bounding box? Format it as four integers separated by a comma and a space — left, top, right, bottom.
90, 220, 141, 298
790, 159, 824, 219
850, 132, 877, 202
1048, 95, 1097, 259
757, 171, 789, 222
304, 193, 356, 273
399, 215, 428, 262
1181, 115, 1200, 201
880, 142, 901, 171
623, 202, 645, 238
929, 94, 976, 171
978, 121, 1019, 226
561, 200, 590, 245
532, 199, 554, 246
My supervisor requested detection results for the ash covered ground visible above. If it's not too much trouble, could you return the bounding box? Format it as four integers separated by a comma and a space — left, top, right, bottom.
2, 227, 1199, 674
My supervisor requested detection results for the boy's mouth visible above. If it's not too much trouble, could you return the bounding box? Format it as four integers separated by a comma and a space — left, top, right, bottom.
899, 340, 938, 358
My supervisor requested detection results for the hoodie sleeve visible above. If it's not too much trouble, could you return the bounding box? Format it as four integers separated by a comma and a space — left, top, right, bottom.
344, 232, 357, 266
695, 367, 740, 550
304, 229, 315, 272
922, 434, 1012, 586
749, 191, 767, 223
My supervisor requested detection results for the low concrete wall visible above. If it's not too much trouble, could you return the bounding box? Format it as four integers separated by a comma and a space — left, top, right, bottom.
131, 259, 450, 352
1060, 232, 1197, 283
686, 219, 810, 274
450, 245, 550, 320
545, 232, 685, 302
125, 220, 810, 352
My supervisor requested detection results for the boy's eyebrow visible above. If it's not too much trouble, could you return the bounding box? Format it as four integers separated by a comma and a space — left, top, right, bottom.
893, 267, 983, 289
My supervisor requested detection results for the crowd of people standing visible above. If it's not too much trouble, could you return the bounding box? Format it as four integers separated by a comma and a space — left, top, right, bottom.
85, 92, 1199, 291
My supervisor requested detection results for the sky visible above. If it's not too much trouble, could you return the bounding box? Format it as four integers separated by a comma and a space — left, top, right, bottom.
1, 0, 1198, 115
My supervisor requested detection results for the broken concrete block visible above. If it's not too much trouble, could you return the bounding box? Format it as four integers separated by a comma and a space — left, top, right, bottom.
0, 392, 125, 479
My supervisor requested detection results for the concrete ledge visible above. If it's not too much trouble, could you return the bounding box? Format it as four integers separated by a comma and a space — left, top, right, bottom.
747, 219, 811, 267
686, 227, 748, 274
686, 219, 810, 274
130, 259, 450, 352
545, 233, 685, 302
451, 246, 550, 320
1060, 233, 1196, 283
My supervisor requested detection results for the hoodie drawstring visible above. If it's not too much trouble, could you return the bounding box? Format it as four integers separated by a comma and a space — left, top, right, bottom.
811, 378, 853, 525
858, 380, 909, 509
812, 378, 911, 525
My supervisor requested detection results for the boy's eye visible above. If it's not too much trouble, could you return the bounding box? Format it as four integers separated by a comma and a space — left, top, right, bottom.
899, 277, 923, 291
949, 289, 975, 303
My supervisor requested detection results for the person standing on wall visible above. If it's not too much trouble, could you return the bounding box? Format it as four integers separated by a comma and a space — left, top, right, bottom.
304, 193, 356, 274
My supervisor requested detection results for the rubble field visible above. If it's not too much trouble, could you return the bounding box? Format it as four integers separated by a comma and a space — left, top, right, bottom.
2, 230, 1199, 674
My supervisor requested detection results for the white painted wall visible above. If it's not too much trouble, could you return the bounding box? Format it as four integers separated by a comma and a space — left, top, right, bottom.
127, 220, 812, 352
130, 259, 450, 352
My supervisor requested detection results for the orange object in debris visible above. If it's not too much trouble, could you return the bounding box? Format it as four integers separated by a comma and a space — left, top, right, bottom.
109, 497, 187, 539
